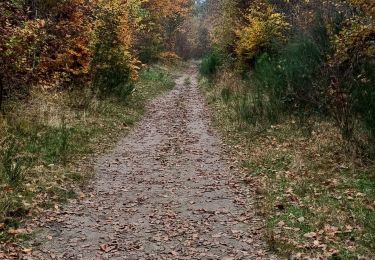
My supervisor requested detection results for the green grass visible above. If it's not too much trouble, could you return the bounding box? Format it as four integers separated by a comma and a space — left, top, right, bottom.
0, 64, 176, 245
0, 138, 29, 187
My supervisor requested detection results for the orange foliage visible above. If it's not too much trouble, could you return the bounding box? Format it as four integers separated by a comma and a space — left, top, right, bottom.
38, 0, 94, 84
0, 0, 193, 105
145, 0, 192, 19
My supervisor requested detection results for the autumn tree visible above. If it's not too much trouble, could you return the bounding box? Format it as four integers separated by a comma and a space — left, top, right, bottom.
37, 0, 94, 86
235, 0, 290, 64
0, 0, 195, 108
136, 0, 193, 62
0, 0, 95, 110
327, 0, 375, 143
0, 1, 43, 109
91, 0, 141, 96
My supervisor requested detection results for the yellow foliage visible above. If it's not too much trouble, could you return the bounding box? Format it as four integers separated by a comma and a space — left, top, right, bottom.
350, 0, 375, 18
159, 51, 181, 63
146, 0, 192, 19
95, 0, 142, 81
210, 0, 237, 51
331, 17, 375, 67
96, 0, 137, 50
129, 56, 142, 81
235, 1, 289, 61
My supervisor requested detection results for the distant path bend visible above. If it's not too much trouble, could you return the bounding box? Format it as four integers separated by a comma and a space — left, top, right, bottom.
35, 64, 270, 259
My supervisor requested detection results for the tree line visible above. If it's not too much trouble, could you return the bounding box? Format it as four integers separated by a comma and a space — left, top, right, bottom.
199, 0, 375, 157
0, 0, 193, 108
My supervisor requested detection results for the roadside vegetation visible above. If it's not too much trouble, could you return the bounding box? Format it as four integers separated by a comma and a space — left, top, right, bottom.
201, 72, 374, 258
1, 0, 190, 254
0, 65, 176, 248
199, 0, 374, 258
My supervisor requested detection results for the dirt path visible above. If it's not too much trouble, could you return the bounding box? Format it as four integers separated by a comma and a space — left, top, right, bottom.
34, 65, 269, 259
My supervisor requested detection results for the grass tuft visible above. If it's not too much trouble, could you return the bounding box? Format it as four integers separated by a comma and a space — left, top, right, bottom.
0, 137, 30, 187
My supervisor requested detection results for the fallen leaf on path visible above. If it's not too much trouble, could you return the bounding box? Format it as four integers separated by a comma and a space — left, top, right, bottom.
303, 232, 317, 238
22, 248, 32, 254
324, 224, 338, 237
8, 228, 27, 235
100, 244, 116, 253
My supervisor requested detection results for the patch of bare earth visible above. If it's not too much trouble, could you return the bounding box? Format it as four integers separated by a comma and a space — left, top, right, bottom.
32, 65, 271, 259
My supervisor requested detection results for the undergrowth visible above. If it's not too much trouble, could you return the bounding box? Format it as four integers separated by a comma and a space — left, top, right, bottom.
199, 69, 375, 259
199, 50, 222, 79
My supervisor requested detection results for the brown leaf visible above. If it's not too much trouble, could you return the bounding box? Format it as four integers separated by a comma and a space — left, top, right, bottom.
8, 228, 27, 235
100, 244, 116, 253
79, 192, 86, 199
303, 231, 317, 238
22, 248, 32, 254
324, 224, 338, 237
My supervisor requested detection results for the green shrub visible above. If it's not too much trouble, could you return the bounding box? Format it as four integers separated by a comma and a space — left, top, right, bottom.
328, 16, 375, 153
257, 36, 325, 102
335, 59, 375, 155
200, 50, 222, 78
234, 94, 257, 125
251, 33, 328, 125
92, 49, 134, 98
353, 62, 375, 140
280, 36, 326, 108
253, 53, 286, 107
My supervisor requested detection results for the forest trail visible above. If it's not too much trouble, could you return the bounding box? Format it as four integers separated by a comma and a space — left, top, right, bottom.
34, 65, 269, 259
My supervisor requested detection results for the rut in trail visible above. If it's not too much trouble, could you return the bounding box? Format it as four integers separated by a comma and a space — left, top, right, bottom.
34, 65, 270, 259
